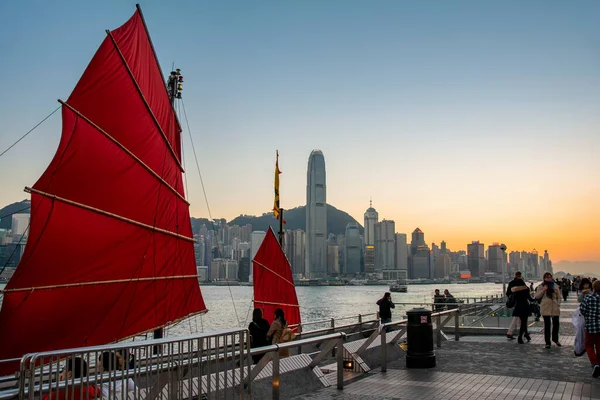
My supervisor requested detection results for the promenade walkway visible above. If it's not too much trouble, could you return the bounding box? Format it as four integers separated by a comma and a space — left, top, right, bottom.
294, 295, 600, 399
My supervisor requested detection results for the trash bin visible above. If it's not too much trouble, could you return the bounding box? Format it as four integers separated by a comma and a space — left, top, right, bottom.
406, 308, 436, 368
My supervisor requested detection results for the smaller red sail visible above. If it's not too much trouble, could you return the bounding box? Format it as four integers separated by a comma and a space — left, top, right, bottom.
252, 228, 301, 330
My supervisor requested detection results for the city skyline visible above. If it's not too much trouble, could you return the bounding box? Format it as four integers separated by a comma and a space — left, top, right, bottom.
0, 1, 598, 264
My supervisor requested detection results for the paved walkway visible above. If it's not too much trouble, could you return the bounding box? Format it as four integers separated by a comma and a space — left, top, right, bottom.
294, 295, 600, 399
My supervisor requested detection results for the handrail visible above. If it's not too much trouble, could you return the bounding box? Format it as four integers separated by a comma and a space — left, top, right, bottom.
246, 332, 346, 399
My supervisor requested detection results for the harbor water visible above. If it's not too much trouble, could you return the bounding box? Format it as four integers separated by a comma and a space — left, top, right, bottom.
0, 282, 504, 336
165, 283, 504, 335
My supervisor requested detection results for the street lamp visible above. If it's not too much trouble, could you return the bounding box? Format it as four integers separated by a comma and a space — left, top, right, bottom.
500, 244, 507, 296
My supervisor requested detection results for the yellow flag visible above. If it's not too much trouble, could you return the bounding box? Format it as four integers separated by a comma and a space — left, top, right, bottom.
273, 151, 281, 219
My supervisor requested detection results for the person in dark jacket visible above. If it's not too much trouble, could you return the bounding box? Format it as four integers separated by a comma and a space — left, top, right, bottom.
506, 271, 524, 339
510, 274, 532, 344
377, 292, 395, 332
248, 308, 271, 364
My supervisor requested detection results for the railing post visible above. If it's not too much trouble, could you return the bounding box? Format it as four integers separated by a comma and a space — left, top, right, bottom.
454, 311, 459, 341
297, 324, 303, 355
436, 314, 441, 348
330, 318, 335, 332
381, 326, 387, 373
272, 349, 280, 400
358, 314, 363, 336
336, 337, 344, 390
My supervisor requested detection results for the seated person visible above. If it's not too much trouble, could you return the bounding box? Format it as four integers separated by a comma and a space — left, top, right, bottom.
43, 357, 99, 400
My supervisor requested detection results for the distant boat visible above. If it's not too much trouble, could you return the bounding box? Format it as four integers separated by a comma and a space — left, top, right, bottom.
390, 283, 407, 293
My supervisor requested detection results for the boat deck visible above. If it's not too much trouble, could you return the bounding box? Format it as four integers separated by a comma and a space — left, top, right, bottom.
294, 296, 600, 399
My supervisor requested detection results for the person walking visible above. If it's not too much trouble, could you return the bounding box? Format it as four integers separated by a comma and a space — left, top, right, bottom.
509, 273, 532, 344
579, 280, 600, 377
506, 271, 524, 339
535, 272, 562, 348
561, 278, 571, 301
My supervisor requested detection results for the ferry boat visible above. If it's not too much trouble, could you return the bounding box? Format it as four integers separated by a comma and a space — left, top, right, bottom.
389, 283, 408, 293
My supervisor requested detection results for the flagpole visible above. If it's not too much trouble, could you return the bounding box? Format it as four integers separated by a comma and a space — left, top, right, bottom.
278, 208, 284, 247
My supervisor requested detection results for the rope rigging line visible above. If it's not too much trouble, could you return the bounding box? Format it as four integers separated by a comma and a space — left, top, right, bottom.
176, 100, 195, 335
0, 223, 30, 277
0, 105, 61, 159
0, 206, 31, 222
178, 98, 242, 328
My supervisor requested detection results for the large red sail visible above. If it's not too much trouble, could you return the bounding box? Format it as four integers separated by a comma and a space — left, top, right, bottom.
0, 8, 206, 375
253, 228, 301, 330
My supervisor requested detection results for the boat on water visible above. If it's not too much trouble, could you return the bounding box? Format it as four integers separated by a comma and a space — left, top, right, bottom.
390, 281, 408, 293
0, 4, 300, 377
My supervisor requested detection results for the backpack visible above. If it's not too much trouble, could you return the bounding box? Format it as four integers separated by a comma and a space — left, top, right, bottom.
280, 327, 296, 343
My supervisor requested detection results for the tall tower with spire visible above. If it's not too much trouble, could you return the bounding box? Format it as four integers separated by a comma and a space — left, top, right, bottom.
305, 150, 327, 279
363, 200, 379, 274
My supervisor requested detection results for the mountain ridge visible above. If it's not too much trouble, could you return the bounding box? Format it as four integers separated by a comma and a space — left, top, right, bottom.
0, 200, 363, 237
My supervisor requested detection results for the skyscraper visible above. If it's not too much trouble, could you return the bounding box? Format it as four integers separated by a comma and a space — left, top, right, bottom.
306, 150, 327, 278
395, 233, 408, 279
467, 241, 486, 277
375, 220, 395, 270
344, 223, 361, 276
363, 201, 378, 275
487, 243, 503, 274
249, 231, 266, 283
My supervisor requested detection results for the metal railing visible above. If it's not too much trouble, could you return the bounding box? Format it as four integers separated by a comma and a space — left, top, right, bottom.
246, 332, 346, 400
357, 308, 461, 373
14, 328, 249, 400
2, 328, 347, 400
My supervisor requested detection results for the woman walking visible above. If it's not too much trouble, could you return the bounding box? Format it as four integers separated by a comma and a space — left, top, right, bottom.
535, 272, 562, 348
510, 275, 532, 344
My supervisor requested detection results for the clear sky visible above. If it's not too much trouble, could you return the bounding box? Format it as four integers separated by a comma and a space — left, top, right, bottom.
0, 1, 598, 264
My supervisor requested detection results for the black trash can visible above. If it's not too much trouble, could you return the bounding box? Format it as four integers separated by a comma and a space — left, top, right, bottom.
406, 308, 436, 368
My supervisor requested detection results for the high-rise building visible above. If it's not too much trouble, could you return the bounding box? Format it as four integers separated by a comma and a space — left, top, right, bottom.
410, 228, 425, 254
440, 241, 448, 254
344, 223, 361, 276
542, 250, 552, 274
412, 245, 431, 279
364, 200, 378, 246
249, 231, 266, 283
327, 245, 340, 276
306, 150, 327, 278
375, 220, 395, 270
467, 241, 486, 277
434, 254, 451, 279
284, 229, 306, 278
395, 233, 408, 279
240, 224, 253, 243
487, 243, 503, 274
11, 214, 30, 237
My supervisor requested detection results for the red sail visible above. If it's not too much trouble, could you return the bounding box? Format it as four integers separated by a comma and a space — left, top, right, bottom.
0, 8, 206, 375
252, 228, 301, 330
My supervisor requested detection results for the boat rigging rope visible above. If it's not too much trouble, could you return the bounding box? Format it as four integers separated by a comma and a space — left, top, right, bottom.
0, 223, 30, 277
176, 100, 196, 335
0, 105, 61, 159
179, 98, 242, 328
0, 206, 32, 221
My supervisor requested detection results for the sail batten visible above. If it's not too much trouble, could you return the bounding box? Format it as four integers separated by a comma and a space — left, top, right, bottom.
1, 274, 200, 294
105, 30, 183, 171
59, 100, 189, 204
0, 7, 206, 376
25, 187, 194, 242
253, 228, 301, 330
